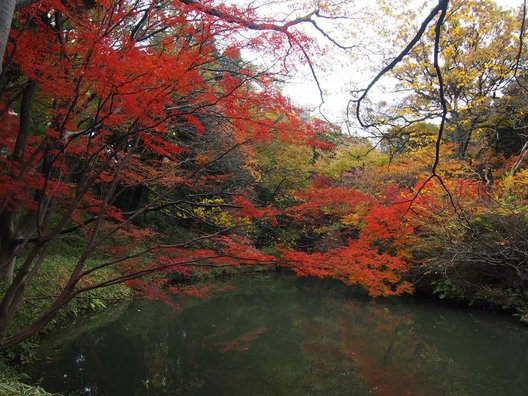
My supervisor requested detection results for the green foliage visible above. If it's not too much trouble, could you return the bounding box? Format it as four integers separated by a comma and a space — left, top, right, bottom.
432, 278, 463, 300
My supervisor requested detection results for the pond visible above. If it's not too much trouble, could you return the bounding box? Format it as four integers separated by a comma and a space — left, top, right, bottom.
28, 274, 528, 395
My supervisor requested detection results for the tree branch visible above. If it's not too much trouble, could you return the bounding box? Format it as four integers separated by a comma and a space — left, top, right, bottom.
351, 0, 449, 128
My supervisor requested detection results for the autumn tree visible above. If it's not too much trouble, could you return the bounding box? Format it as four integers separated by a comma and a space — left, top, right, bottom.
0, 0, 340, 350
386, 0, 525, 159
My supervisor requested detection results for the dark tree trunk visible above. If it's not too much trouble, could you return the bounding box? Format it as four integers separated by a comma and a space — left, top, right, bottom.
0, 80, 36, 282
0, 212, 16, 283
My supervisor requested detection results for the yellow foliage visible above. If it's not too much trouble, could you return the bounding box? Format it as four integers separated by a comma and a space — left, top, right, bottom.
341, 213, 363, 228
341, 202, 371, 228
192, 198, 237, 228
501, 168, 528, 201
254, 141, 314, 192
316, 140, 388, 180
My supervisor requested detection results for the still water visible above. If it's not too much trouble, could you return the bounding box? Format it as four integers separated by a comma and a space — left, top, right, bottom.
29, 274, 528, 395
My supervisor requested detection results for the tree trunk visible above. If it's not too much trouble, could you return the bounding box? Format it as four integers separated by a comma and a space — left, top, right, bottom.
0, 212, 16, 283
0, 80, 35, 282
0, 293, 72, 351
0, 249, 15, 284
0, 0, 16, 76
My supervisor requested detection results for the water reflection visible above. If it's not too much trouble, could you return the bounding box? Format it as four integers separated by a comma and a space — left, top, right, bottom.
29, 275, 528, 395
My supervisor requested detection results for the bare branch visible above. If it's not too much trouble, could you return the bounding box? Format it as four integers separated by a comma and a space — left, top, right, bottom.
178, 0, 317, 32
350, 0, 449, 128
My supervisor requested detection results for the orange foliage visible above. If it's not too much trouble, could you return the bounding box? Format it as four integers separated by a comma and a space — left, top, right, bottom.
282, 180, 414, 297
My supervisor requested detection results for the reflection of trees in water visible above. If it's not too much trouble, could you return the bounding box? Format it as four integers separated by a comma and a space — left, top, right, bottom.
30, 276, 528, 395
203, 326, 268, 353
298, 300, 470, 396
336, 301, 465, 396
